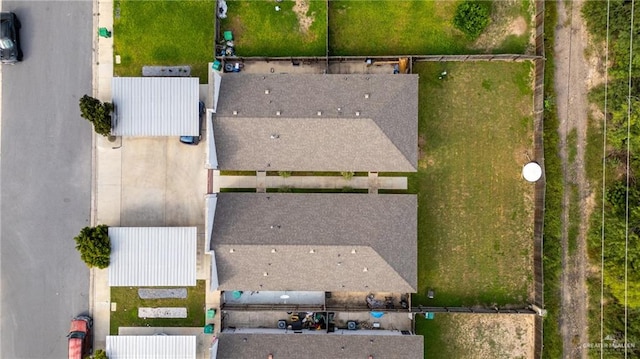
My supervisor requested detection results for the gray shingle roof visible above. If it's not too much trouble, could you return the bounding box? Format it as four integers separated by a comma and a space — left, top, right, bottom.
211, 193, 417, 292
214, 74, 418, 172
216, 333, 424, 359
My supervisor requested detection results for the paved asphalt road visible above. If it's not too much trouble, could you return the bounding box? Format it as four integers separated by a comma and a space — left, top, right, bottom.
1, 2, 93, 358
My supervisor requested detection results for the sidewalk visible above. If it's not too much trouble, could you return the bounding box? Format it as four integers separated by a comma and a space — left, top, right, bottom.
90, 0, 115, 351
212, 171, 408, 193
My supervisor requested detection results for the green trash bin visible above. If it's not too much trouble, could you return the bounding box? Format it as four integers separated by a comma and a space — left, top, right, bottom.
98, 27, 112, 38
204, 324, 214, 334
223, 31, 233, 41
207, 308, 216, 319
212, 60, 222, 72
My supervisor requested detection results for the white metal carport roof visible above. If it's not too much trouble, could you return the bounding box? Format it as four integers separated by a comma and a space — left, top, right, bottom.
111, 77, 200, 136
106, 335, 196, 359
108, 227, 197, 286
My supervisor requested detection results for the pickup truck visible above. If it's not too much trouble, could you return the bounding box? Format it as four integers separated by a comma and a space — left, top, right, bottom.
68, 315, 92, 359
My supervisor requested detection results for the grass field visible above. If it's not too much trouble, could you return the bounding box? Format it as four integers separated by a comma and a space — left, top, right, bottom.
220, 0, 327, 56
329, 0, 532, 56
113, 0, 215, 83
110, 281, 206, 334
417, 313, 534, 358
412, 61, 534, 306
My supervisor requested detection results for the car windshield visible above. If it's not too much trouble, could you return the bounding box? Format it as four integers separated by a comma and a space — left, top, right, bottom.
0, 38, 12, 50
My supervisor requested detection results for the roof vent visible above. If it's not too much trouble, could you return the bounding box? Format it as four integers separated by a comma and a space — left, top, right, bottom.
317, 111, 322, 116
363, 267, 368, 272
263, 272, 269, 276
351, 249, 357, 254
337, 262, 342, 266
364, 93, 370, 99
265, 89, 270, 94
309, 249, 315, 254
271, 248, 277, 253
276, 110, 281, 116
355, 111, 360, 117
233, 110, 238, 115
270, 134, 280, 139
229, 248, 235, 253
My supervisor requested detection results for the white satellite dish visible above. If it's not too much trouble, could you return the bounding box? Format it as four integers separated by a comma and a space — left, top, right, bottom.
522, 162, 542, 182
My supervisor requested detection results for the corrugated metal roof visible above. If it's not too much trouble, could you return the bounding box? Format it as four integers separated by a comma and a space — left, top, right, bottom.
109, 227, 197, 286
206, 112, 218, 169
205, 194, 217, 252
112, 77, 200, 136
106, 335, 196, 359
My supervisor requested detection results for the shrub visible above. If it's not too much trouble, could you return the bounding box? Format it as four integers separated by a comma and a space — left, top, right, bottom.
453, 1, 492, 40
74, 225, 111, 269
79, 95, 114, 137
341, 171, 354, 180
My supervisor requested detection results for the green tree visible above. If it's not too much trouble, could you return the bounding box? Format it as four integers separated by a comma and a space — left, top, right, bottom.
453, 1, 492, 40
74, 225, 111, 269
79, 95, 114, 137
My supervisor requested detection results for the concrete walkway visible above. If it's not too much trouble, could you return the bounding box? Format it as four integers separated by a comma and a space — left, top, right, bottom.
212, 171, 408, 193
90, 0, 115, 351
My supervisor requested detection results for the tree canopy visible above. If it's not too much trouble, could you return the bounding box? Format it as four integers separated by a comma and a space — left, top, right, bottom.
74, 225, 111, 269
79, 95, 114, 137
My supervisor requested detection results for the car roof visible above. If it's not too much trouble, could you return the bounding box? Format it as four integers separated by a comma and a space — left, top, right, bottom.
69, 319, 88, 332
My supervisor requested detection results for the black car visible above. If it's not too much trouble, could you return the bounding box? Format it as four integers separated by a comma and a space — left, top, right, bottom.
0, 12, 21, 64
180, 101, 205, 145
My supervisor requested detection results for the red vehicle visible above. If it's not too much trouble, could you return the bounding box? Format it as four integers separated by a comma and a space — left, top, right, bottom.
68, 315, 92, 359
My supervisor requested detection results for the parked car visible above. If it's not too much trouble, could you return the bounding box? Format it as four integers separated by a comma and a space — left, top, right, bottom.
180, 101, 205, 145
68, 315, 92, 359
0, 12, 22, 64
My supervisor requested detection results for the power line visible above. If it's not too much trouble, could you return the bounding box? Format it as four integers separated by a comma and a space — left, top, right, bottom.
600, 0, 611, 357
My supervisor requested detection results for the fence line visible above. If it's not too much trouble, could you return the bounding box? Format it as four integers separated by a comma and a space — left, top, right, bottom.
532, 1, 546, 358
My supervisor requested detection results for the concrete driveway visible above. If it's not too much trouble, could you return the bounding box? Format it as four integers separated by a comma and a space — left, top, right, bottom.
118, 137, 207, 227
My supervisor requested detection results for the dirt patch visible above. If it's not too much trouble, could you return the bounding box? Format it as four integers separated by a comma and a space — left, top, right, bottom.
293, 0, 315, 33
443, 313, 535, 358
472, 1, 534, 53
508, 16, 528, 36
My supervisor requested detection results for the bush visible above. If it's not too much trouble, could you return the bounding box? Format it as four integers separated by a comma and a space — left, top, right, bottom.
91, 349, 108, 359
278, 171, 292, 178
79, 95, 114, 137
453, 1, 492, 40
341, 171, 354, 180
74, 225, 111, 269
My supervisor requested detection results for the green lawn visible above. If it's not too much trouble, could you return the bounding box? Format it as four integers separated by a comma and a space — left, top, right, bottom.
110, 281, 206, 335
329, 0, 532, 56
412, 61, 534, 306
113, 0, 215, 83
220, 0, 327, 57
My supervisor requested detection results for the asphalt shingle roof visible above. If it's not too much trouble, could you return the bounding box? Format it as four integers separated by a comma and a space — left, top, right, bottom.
216, 333, 424, 359
214, 74, 418, 172
211, 193, 417, 293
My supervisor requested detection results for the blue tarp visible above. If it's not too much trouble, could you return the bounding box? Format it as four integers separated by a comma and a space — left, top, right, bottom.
370, 312, 384, 318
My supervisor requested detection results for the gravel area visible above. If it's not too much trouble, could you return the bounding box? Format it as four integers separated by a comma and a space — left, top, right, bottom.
138, 288, 187, 299
138, 307, 187, 318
